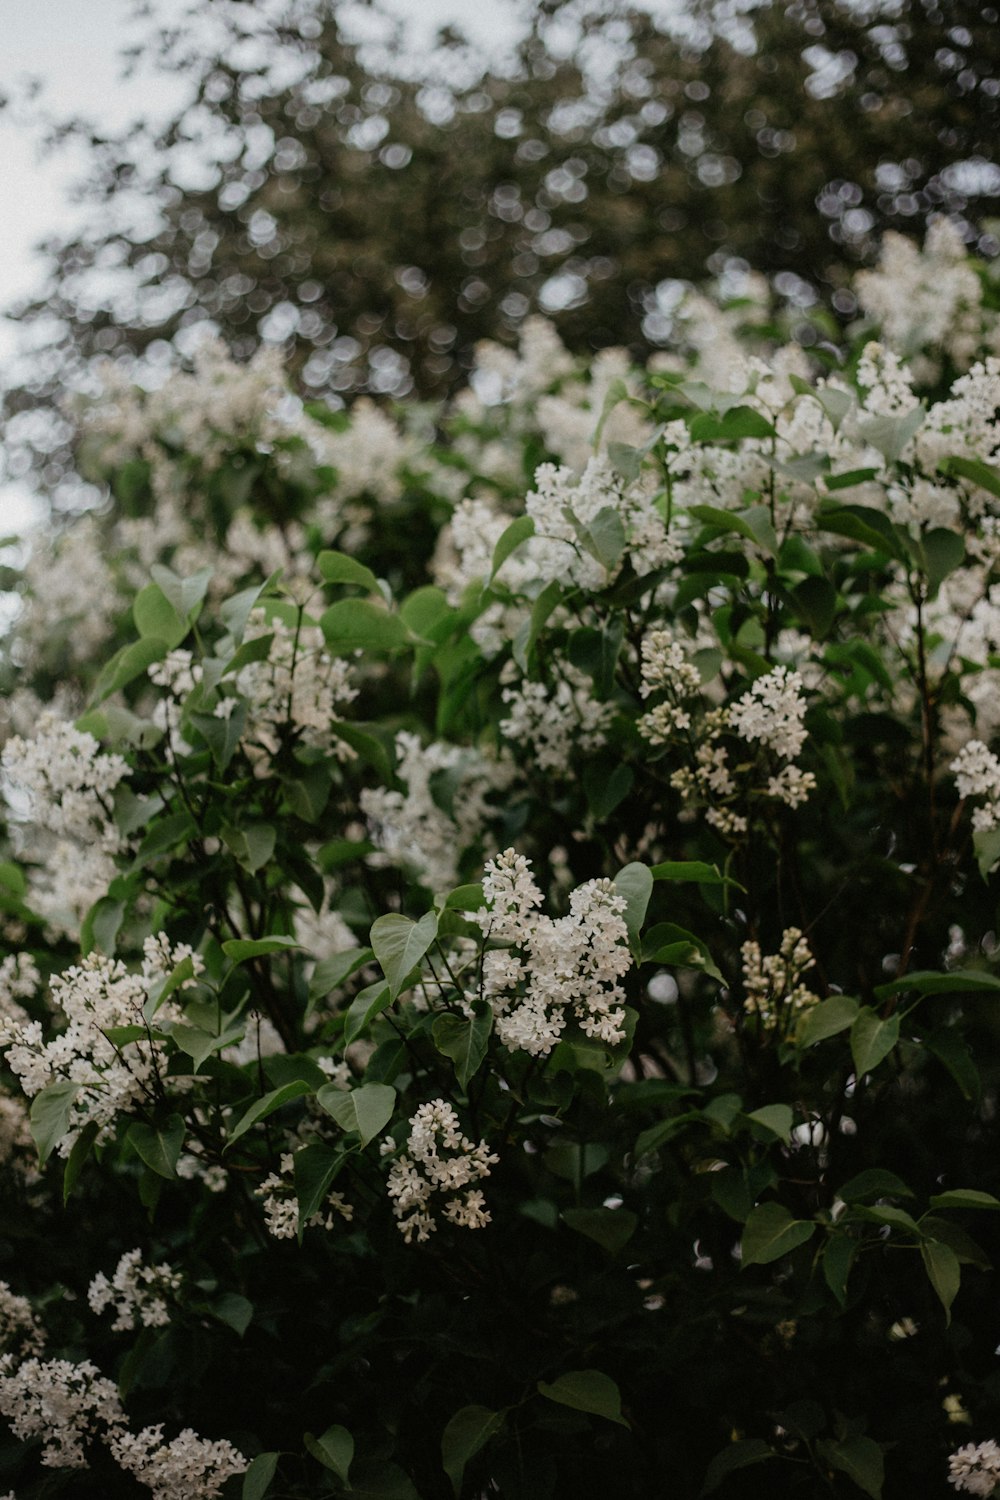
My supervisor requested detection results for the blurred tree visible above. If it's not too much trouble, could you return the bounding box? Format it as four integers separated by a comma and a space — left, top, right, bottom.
4, 0, 999, 503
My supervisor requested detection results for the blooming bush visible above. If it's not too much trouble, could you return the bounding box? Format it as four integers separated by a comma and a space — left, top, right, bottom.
2, 225, 1000, 1497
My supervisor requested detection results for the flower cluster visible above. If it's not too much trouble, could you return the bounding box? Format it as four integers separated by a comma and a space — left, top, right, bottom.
88, 1248, 182, 1333
255, 1152, 354, 1240
361, 731, 513, 891
1, 710, 128, 848
500, 660, 614, 774
1, 938, 201, 1153
728, 667, 809, 761
477, 849, 632, 1056
951, 741, 1000, 831
949, 1440, 1000, 1497
0, 1283, 44, 1360
107, 1424, 249, 1500
525, 456, 678, 589
385, 1100, 497, 1244
740, 928, 820, 1033
232, 607, 358, 757
0, 1357, 125, 1468
638, 628, 702, 744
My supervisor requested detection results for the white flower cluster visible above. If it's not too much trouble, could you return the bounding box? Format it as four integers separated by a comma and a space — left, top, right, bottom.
728, 667, 809, 761
951, 740, 1000, 832
19, 515, 120, 670
108, 1423, 249, 1500
0, 1281, 44, 1359
385, 1099, 497, 1245
638, 628, 702, 745
500, 660, 614, 774
741, 928, 820, 1032
0, 953, 38, 1032
316, 397, 419, 504
255, 1151, 353, 1240
232, 607, 358, 756
1, 938, 201, 1154
525, 456, 678, 590
88, 1248, 182, 1333
855, 220, 993, 379
0, 1356, 125, 1468
949, 1440, 1000, 1497
361, 731, 513, 891
477, 849, 632, 1057
1, 711, 128, 850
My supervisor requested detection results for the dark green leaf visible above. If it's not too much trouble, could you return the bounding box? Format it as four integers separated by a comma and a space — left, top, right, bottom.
63, 1119, 100, 1204
294, 1143, 344, 1225
441, 1406, 505, 1498
242, 1452, 279, 1500
491, 516, 535, 580
432, 1001, 492, 1090
344, 981, 392, 1045
370, 910, 438, 999
741, 1203, 815, 1266
816, 1437, 884, 1499
929, 1189, 1000, 1211
317, 549, 381, 595
836, 1169, 913, 1202
304, 1425, 353, 1485
699, 1439, 775, 1497
126, 1115, 185, 1179
537, 1370, 627, 1427
318, 1082, 396, 1148
226, 1081, 313, 1148
30, 1082, 80, 1167
562, 1207, 637, 1253
850, 1008, 900, 1076
321, 599, 410, 653
223, 936, 302, 962
613, 863, 653, 954
797, 994, 859, 1048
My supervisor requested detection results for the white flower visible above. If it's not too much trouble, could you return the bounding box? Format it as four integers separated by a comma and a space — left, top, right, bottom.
741, 928, 819, 1032
88, 1249, 182, 1333
728, 667, 809, 761
108, 1422, 248, 1500
386, 1099, 497, 1244
0, 1357, 125, 1468
949, 1440, 1000, 1496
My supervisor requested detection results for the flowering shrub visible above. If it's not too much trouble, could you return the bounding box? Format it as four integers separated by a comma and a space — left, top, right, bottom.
2, 225, 1000, 1497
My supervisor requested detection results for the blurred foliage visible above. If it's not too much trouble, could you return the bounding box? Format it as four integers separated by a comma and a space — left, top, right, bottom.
3, 0, 1000, 502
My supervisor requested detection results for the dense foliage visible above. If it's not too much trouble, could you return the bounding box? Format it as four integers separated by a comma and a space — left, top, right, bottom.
3, 225, 1000, 1498
5, 0, 1000, 503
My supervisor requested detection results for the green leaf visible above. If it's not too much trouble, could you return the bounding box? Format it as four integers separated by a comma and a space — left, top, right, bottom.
242, 1452, 279, 1500
226, 1081, 313, 1149
688, 504, 759, 542
924, 1028, 981, 1102
432, 1001, 492, 1090
170, 1021, 245, 1073
491, 516, 535, 580
63, 1119, 100, 1204
30, 1082, 80, 1167
929, 1189, 1000, 1212
321, 599, 409, 653
580, 506, 626, 571
850, 1008, 900, 1076
347, 1459, 419, 1499
741, 1203, 815, 1266
133, 811, 197, 867
823, 1233, 860, 1307
512, 578, 563, 673
126, 1116, 185, 1179
150, 563, 213, 619
745, 1104, 793, 1143
442, 884, 484, 912
792, 575, 837, 637
593, 376, 630, 444
973, 827, 1000, 880
583, 761, 633, 819
537, 1370, 627, 1427
293, 1143, 344, 1225
836, 1169, 913, 1203
562, 1207, 637, 1253
308, 947, 372, 1007
223, 936, 302, 962
606, 440, 643, 481
699, 1439, 776, 1497
938, 454, 1000, 500
370, 910, 439, 1000
92, 637, 169, 705
344, 981, 392, 1046
221, 823, 276, 874
441, 1406, 505, 1498
920, 528, 965, 593
857, 404, 925, 463
317, 549, 381, 595
134, 583, 187, 648
613, 862, 653, 954
876, 968, 1000, 999
689, 405, 775, 441
318, 1082, 396, 1148
797, 994, 860, 1047
210, 1292, 253, 1337
649, 860, 733, 886
816, 1436, 884, 1499
304, 1425, 353, 1485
